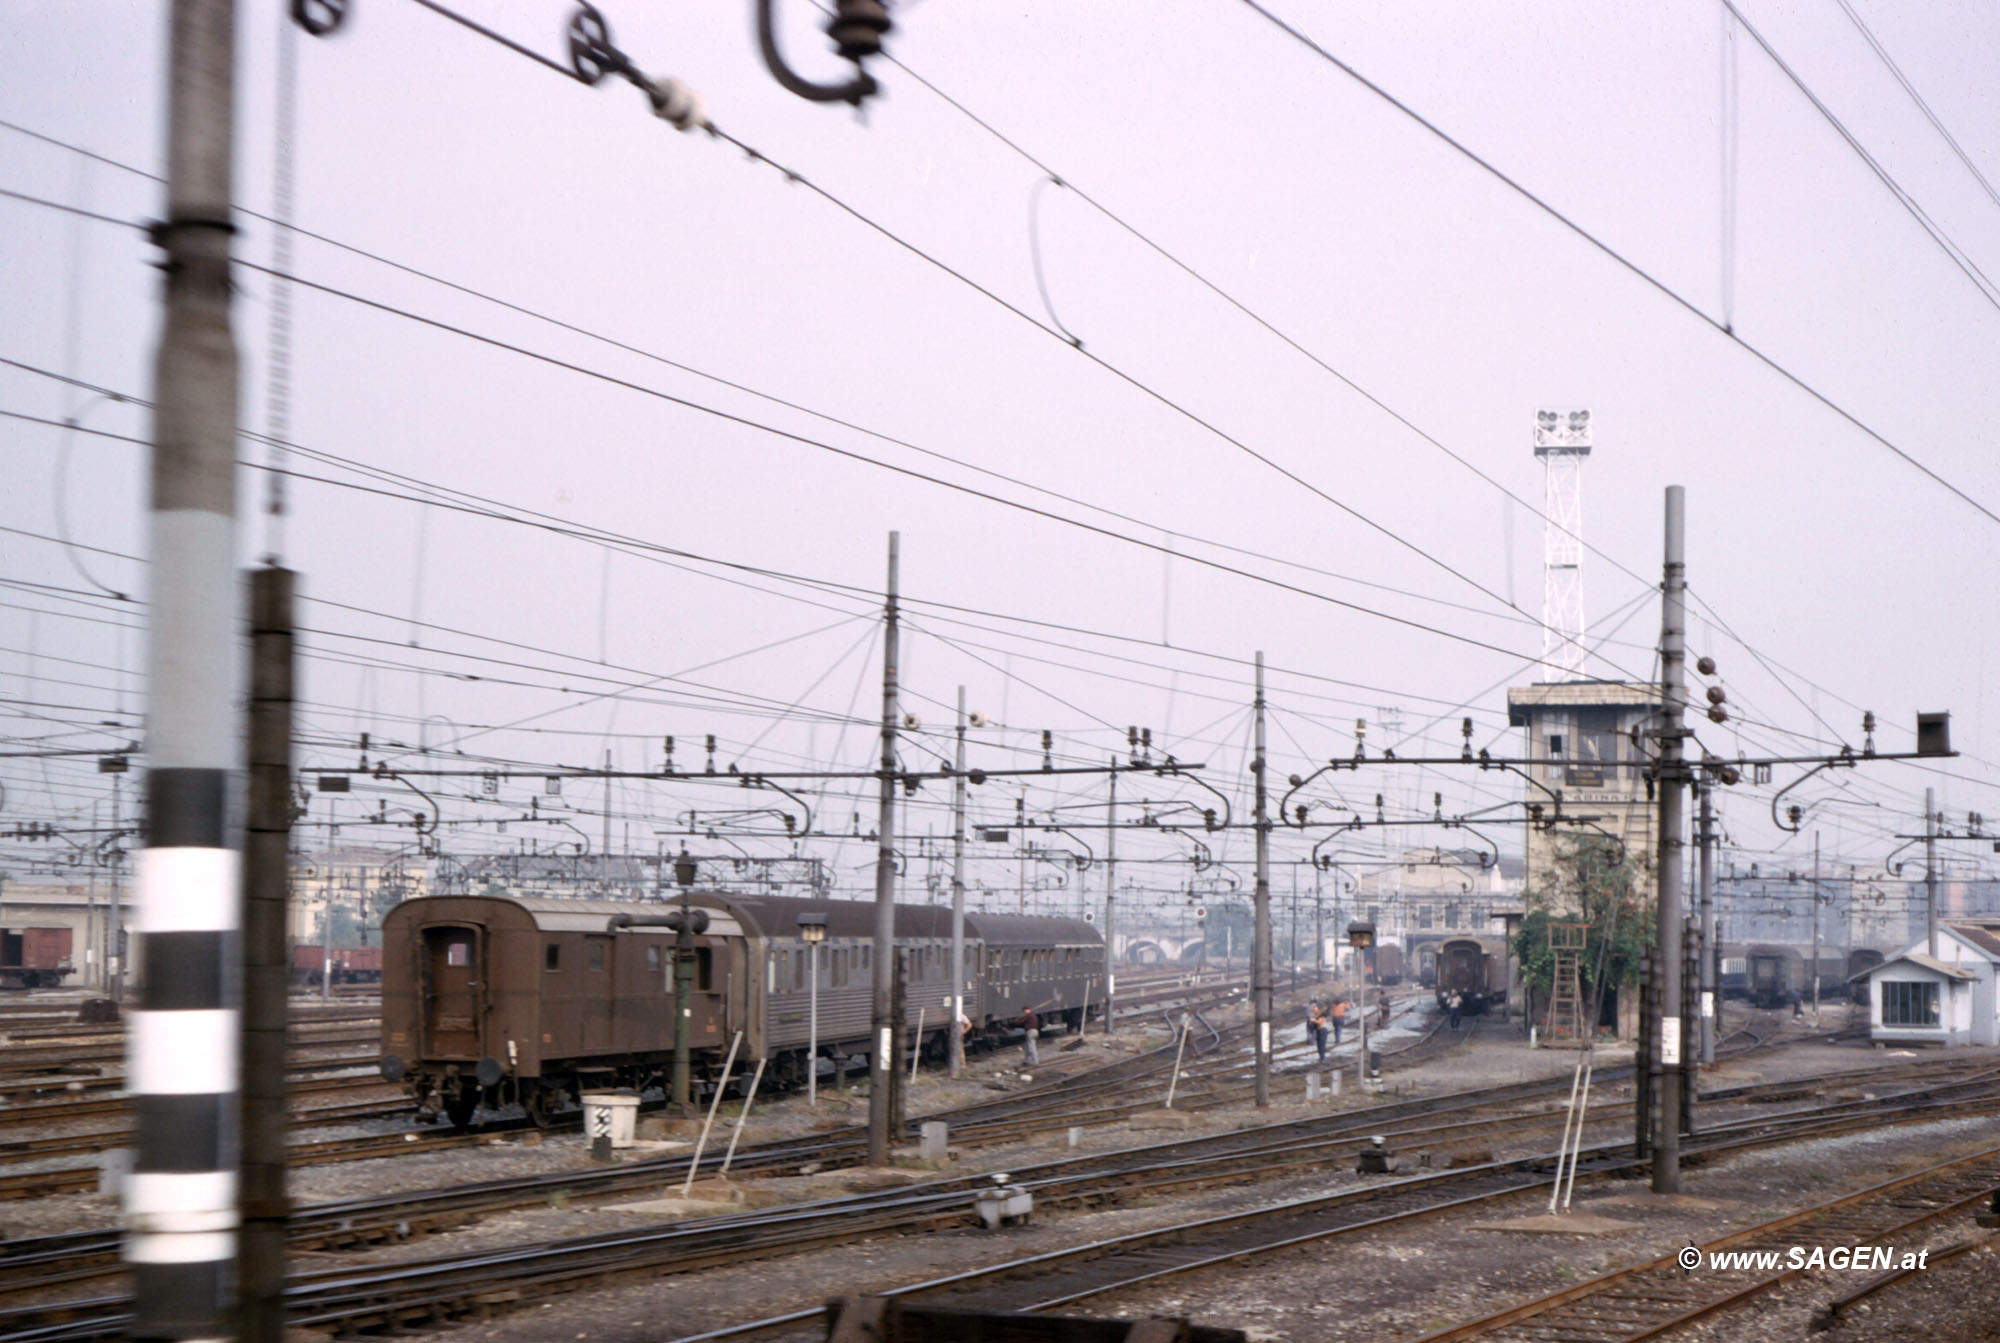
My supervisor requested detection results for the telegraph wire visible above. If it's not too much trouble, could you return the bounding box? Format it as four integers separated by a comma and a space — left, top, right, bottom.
0, 468, 1528, 741
1833, 0, 2000, 212
55, 248, 1571, 668
871, 39, 1666, 599
700, 120, 1548, 636
0, 121, 1534, 633
1235, 0, 2000, 530
210, 8, 1557, 642
1719, 0, 2000, 308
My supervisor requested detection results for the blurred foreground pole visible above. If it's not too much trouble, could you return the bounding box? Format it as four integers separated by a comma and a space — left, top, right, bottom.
948, 687, 967, 1077
1252, 652, 1272, 1107
133, 0, 242, 1336
1697, 782, 1716, 1067
1103, 761, 1117, 1033
1653, 486, 1687, 1195
240, 568, 294, 1343
869, 532, 901, 1165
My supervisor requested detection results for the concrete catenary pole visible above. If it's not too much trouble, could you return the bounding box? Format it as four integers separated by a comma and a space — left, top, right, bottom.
869, 532, 901, 1166
1653, 486, 1688, 1194
132, 1, 242, 1336
240, 566, 294, 1343
1252, 652, 1272, 1107
1103, 760, 1117, 1033
948, 686, 967, 1077
1811, 832, 1822, 1022
110, 773, 125, 1001
1697, 781, 1717, 1067
1924, 787, 1938, 958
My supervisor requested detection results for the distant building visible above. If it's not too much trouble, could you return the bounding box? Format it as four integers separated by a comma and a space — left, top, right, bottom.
1506, 680, 1662, 914
1348, 846, 1522, 952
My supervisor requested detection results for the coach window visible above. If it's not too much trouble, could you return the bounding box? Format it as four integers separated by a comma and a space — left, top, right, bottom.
545, 943, 561, 971
588, 940, 606, 972
448, 941, 471, 967
695, 948, 713, 991
646, 945, 661, 971
832, 949, 846, 988
794, 951, 806, 991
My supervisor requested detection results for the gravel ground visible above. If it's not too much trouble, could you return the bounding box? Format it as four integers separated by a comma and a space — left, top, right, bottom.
8, 991, 1996, 1342
323, 1004, 1997, 1343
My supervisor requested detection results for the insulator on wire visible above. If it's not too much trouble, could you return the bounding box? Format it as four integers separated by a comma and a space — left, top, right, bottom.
645, 75, 708, 131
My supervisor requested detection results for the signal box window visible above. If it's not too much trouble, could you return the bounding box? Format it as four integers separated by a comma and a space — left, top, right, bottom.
545, 943, 560, 972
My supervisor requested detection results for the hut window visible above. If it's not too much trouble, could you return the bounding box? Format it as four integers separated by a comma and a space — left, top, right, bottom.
1881, 981, 1939, 1027
545, 943, 561, 971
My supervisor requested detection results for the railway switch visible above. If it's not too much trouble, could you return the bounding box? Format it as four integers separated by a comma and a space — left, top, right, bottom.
975, 1173, 1033, 1230
1356, 1136, 1397, 1176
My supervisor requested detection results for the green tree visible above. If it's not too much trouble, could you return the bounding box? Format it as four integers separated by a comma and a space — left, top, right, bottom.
1514, 834, 1653, 1019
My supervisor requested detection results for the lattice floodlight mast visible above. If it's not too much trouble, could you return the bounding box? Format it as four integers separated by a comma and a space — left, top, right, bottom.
1534, 408, 1592, 681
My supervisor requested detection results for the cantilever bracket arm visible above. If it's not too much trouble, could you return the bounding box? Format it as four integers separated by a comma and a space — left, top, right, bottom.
746, 774, 815, 838
371, 764, 442, 837
1278, 761, 1341, 827
1174, 767, 1235, 834
1440, 820, 1502, 870
756, 0, 880, 104
1768, 757, 1854, 833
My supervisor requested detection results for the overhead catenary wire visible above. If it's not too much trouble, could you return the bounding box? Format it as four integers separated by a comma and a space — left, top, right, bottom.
207, 12, 1590, 658
1832, 0, 2000, 212
1233, 0, 2000, 531
0, 120, 1547, 637
1717, 0, 2000, 309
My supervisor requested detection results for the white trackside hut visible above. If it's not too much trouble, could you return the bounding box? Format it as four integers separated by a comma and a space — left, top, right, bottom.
1851, 919, 2000, 1048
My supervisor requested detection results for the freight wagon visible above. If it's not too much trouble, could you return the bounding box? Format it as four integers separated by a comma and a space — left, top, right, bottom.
0, 927, 73, 989
290, 944, 385, 986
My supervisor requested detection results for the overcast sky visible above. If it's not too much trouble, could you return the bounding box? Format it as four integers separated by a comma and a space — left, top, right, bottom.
3, 0, 1996, 916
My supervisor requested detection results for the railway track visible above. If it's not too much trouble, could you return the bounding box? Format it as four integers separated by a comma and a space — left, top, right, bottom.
1407, 1146, 2000, 1342
0, 1036, 1988, 1336
671, 1076, 2000, 1343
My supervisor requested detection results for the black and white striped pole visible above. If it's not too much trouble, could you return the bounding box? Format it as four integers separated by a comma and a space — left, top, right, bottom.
133, 0, 241, 1336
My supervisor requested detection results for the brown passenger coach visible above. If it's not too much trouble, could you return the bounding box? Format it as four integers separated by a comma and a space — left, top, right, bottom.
380, 891, 1102, 1126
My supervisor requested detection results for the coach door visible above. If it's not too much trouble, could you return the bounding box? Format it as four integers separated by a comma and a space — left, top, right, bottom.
423, 925, 482, 1059
583, 935, 614, 1051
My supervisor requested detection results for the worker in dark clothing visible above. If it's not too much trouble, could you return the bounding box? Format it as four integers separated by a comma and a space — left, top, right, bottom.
1308, 1001, 1330, 1060
1790, 988, 1803, 1019
1017, 1006, 1040, 1065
